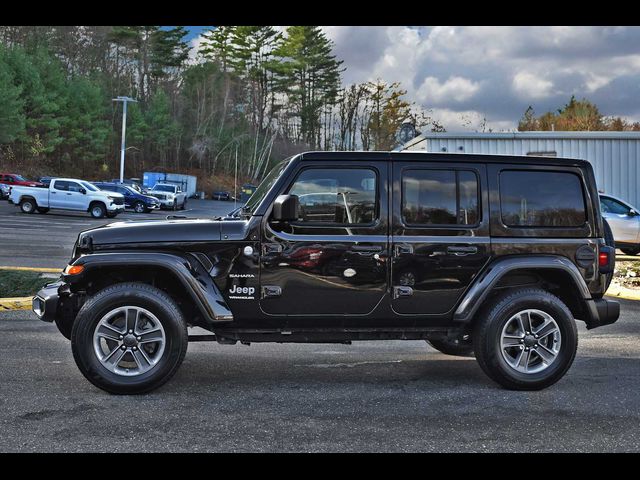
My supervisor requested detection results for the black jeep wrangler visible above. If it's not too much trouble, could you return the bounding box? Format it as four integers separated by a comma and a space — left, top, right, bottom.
33, 151, 619, 394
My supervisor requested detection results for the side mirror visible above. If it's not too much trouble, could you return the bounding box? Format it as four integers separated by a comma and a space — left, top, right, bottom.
272, 194, 299, 222
629, 209, 639, 217
79, 188, 86, 194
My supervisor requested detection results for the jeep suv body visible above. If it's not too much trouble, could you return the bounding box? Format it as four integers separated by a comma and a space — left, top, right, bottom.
33, 152, 619, 394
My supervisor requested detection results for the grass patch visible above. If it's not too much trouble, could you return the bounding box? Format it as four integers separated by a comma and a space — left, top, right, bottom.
0, 270, 51, 297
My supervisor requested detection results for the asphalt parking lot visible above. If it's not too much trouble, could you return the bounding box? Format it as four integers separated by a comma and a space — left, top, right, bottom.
0, 299, 639, 452
0, 198, 238, 269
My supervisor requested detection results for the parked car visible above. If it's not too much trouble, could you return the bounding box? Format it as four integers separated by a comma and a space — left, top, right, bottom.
147, 183, 187, 210
34, 151, 619, 394
93, 182, 160, 213
0, 173, 43, 188
599, 193, 640, 255
9, 178, 125, 218
39, 177, 54, 187
211, 191, 232, 201
0, 183, 10, 200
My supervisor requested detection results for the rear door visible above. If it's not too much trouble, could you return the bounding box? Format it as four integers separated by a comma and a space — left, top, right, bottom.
390, 155, 491, 316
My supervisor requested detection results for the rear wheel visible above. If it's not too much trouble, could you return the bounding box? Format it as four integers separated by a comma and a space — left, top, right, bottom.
20, 198, 36, 214
90, 203, 106, 219
427, 338, 474, 357
473, 288, 577, 391
71, 283, 188, 394
180, 199, 187, 210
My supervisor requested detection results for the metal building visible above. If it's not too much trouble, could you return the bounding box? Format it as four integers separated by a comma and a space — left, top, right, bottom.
403, 131, 640, 207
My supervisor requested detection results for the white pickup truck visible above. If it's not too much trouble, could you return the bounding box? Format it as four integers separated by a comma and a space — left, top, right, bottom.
9, 178, 125, 218
147, 183, 188, 210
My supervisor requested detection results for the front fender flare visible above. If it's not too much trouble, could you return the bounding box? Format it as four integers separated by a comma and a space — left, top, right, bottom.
67, 252, 233, 326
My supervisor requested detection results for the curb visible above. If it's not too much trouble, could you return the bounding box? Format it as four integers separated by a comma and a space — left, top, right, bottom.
605, 283, 640, 301
0, 266, 60, 273
0, 297, 33, 311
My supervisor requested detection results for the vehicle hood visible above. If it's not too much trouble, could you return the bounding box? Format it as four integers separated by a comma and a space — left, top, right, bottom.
77, 218, 251, 246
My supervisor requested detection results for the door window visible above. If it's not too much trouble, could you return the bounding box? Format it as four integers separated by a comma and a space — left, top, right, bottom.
401, 169, 479, 226
53, 180, 69, 191
499, 170, 586, 227
601, 197, 631, 215
287, 168, 377, 225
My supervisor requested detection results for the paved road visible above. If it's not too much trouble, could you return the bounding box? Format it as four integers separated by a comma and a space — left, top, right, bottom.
0, 199, 238, 269
0, 299, 638, 452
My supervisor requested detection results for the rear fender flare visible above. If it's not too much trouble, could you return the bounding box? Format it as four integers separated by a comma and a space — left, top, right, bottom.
454, 255, 593, 323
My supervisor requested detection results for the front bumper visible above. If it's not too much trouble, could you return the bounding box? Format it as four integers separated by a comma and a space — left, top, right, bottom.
107, 204, 126, 213
33, 281, 65, 322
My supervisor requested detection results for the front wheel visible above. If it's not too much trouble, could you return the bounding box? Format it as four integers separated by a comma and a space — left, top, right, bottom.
473, 288, 578, 391
133, 201, 146, 214
71, 283, 188, 394
90, 203, 106, 219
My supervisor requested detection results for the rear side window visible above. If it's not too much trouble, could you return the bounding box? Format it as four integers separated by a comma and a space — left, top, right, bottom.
53, 180, 69, 191
500, 170, 586, 227
402, 169, 479, 226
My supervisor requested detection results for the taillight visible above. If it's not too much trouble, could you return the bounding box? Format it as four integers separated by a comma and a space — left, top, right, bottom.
599, 251, 609, 268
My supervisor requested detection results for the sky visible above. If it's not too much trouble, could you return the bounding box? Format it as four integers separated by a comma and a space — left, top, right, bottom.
184, 26, 640, 132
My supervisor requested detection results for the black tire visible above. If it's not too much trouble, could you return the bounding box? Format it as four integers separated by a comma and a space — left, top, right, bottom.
621, 247, 639, 256
71, 283, 188, 394
55, 315, 73, 340
133, 201, 145, 214
172, 201, 178, 211
602, 218, 615, 291
37, 207, 49, 214
427, 338, 474, 357
106, 212, 117, 219
473, 288, 578, 391
89, 202, 106, 219
20, 198, 36, 214
180, 199, 187, 210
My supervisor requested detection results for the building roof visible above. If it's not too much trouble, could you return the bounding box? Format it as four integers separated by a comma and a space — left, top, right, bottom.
403, 130, 640, 150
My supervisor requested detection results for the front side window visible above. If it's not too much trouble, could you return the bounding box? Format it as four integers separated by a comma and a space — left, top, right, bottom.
288, 168, 377, 225
402, 169, 479, 226
500, 170, 586, 227
66, 182, 83, 193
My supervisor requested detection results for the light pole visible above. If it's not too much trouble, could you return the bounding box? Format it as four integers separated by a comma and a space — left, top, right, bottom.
112, 96, 138, 183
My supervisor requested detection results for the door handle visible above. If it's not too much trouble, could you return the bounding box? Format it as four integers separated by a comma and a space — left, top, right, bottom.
447, 246, 478, 256
393, 286, 413, 298
394, 244, 413, 256
51, 191, 57, 194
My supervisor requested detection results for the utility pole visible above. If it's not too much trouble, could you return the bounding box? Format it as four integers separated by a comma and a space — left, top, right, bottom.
112, 96, 138, 183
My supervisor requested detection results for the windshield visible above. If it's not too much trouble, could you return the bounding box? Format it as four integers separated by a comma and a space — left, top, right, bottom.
81, 181, 99, 192
153, 185, 176, 193
14, 175, 26, 181
242, 159, 292, 214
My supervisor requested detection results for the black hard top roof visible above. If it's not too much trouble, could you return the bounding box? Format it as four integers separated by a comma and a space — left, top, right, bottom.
298, 151, 591, 168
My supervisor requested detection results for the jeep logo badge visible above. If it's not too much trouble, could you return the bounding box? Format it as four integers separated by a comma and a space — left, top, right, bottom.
229, 285, 256, 300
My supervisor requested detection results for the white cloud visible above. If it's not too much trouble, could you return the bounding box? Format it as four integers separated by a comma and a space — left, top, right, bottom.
417, 76, 480, 104
512, 72, 554, 99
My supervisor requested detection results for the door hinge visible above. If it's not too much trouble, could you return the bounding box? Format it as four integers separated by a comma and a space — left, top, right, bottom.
262, 243, 283, 255
261, 285, 282, 298
393, 286, 413, 299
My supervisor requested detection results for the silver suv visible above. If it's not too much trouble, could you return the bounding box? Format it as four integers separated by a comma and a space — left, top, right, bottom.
600, 194, 640, 255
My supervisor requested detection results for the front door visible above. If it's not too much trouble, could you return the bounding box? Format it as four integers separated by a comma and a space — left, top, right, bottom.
390, 157, 491, 316
259, 160, 389, 317
600, 195, 640, 245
